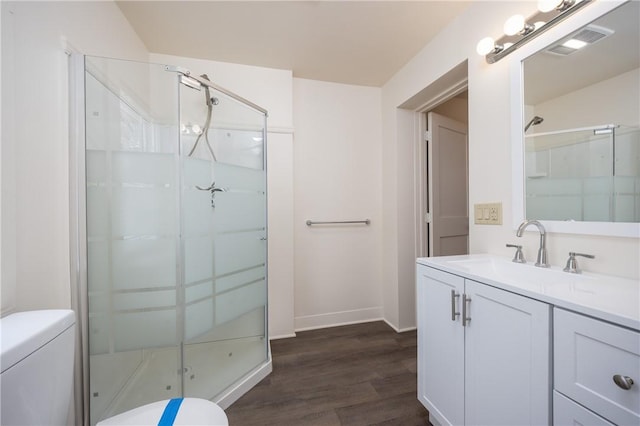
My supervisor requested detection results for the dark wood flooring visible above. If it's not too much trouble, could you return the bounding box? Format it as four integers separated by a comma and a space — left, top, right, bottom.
226, 321, 430, 425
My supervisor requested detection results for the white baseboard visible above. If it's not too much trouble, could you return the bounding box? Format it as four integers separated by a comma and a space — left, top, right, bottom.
269, 332, 297, 340
383, 318, 417, 333
215, 346, 273, 410
294, 307, 383, 332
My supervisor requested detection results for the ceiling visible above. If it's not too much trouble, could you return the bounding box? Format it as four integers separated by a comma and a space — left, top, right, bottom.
524, 1, 639, 105
116, 1, 471, 87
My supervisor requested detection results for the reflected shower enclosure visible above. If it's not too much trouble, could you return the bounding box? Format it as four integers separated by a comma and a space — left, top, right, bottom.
525, 125, 640, 222
78, 56, 269, 424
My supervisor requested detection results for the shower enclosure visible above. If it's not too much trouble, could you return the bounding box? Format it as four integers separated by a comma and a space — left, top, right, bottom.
525, 124, 640, 222
72, 55, 270, 425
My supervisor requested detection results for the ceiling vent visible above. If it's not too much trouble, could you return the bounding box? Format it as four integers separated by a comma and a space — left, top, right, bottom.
546, 25, 614, 56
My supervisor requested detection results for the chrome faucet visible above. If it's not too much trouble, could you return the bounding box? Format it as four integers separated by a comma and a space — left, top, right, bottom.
516, 220, 550, 268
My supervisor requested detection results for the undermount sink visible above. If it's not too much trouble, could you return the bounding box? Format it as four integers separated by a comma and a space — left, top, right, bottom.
444, 255, 591, 291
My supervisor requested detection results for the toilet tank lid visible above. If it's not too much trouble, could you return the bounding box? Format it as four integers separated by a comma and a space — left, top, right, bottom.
1, 309, 75, 373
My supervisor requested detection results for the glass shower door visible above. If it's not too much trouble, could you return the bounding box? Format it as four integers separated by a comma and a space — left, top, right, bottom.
178, 77, 268, 399
85, 57, 182, 425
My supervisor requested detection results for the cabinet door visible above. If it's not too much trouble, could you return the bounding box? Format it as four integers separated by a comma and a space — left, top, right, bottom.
417, 265, 465, 426
464, 280, 551, 426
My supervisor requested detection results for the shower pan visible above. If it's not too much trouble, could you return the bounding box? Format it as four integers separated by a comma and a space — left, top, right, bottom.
70, 55, 270, 425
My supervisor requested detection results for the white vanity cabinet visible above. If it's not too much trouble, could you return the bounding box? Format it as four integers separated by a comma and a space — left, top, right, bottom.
554, 308, 640, 425
417, 264, 551, 426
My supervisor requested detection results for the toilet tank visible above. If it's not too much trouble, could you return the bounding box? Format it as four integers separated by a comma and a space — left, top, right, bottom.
1, 310, 76, 425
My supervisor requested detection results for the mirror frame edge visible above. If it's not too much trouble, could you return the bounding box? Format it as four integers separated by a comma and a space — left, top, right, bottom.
510, 0, 640, 238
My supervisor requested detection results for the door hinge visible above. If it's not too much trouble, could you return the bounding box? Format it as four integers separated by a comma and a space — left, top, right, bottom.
424, 212, 432, 223
424, 130, 431, 142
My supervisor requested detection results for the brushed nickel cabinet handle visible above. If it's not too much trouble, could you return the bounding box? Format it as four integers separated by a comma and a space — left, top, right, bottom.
462, 294, 471, 327
613, 374, 634, 390
451, 290, 460, 321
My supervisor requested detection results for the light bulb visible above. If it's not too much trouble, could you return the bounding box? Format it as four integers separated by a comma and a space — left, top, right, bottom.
504, 14, 525, 36
533, 21, 546, 30
538, 0, 560, 13
476, 37, 496, 56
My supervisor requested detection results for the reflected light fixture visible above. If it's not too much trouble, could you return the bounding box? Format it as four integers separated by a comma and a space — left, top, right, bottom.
477, 0, 592, 63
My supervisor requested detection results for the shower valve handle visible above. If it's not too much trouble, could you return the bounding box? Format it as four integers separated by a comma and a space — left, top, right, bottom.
196, 182, 225, 193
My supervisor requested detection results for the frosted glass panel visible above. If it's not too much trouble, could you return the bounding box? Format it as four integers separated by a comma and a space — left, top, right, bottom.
185, 300, 214, 340
184, 237, 213, 284
525, 126, 639, 222
112, 239, 176, 290
217, 265, 266, 293
216, 281, 266, 325
113, 310, 177, 351
85, 55, 268, 423
112, 290, 176, 311
111, 188, 175, 236
215, 232, 265, 276
112, 152, 175, 184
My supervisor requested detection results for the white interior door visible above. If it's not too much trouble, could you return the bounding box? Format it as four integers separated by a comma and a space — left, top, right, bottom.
427, 112, 469, 256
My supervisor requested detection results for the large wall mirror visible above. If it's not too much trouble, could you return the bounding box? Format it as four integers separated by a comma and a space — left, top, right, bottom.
511, 0, 639, 237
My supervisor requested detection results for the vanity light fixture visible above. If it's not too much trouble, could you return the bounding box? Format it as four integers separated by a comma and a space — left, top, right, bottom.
477, 0, 592, 64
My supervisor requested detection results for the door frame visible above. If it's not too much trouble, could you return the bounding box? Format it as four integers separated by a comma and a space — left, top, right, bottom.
413, 79, 468, 259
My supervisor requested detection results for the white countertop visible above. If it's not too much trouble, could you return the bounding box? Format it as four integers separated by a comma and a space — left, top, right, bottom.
417, 254, 640, 331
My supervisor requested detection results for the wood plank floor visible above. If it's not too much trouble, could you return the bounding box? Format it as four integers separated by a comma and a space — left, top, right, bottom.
226, 321, 430, 425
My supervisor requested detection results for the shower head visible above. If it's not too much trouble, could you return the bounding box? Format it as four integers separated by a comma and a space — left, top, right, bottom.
524, 116, 544, 132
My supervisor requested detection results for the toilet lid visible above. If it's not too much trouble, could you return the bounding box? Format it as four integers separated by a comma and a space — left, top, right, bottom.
97, 398, 228, 426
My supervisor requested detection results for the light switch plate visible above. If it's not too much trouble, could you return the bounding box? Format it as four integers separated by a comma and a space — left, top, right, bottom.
474, 202, 502, 225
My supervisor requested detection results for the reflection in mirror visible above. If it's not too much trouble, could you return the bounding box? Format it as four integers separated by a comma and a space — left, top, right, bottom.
522, 1, 639, 224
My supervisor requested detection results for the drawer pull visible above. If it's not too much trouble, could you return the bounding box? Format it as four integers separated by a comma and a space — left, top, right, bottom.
613, 374, 634, 390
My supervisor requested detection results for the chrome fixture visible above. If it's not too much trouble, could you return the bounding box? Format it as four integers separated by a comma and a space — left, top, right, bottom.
477, 0, 593, 63
306, 219, 370, 226
186, 74, 218, 161
506, 243, 526, 263
516, 219, 549, 267
524, 116, 544, 132
563, 252, 595, 273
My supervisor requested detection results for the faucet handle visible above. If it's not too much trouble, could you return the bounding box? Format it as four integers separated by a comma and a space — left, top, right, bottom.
563, 252, 595, 274
506, 244, 526, 264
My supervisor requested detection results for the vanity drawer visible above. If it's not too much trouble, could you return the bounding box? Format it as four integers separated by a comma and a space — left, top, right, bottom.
554, 308, 640, 426
554, 391, 614, 426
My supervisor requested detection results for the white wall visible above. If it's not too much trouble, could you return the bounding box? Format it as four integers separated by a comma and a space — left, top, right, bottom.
150, 53, 296, 339
292, 78, 383, 330
532, 68, 640, 132
1, 1, 149, 315
381, 1, 640, 330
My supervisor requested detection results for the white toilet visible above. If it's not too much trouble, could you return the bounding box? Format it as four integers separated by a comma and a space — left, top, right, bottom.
0, 310, 228, 426
1, 309, 76, 425
97, 398, 228, 426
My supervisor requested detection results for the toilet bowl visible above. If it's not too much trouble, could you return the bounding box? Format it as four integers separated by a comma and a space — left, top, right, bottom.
96, 398, 228, 426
